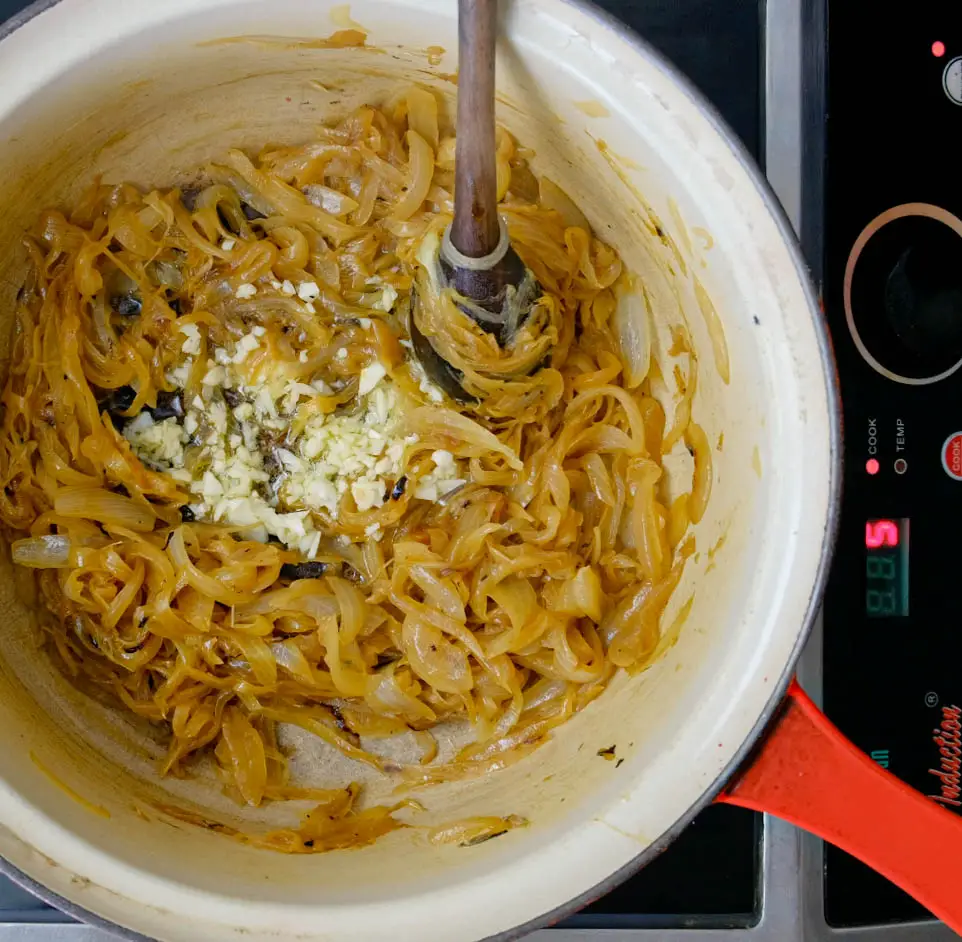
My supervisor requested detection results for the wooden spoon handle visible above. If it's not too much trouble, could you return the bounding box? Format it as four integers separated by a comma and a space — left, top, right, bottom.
450, 0, 500, 259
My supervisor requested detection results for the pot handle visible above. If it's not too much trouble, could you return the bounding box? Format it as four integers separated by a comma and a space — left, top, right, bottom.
717, 680, 962, 933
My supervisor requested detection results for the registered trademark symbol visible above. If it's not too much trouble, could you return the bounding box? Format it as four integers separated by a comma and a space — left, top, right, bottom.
925, 692, 939, 708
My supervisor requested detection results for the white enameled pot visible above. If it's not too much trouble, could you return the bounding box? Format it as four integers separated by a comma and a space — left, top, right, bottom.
0, 2, 955, 941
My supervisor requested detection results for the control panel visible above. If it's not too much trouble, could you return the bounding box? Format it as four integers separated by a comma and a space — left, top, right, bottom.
822, 0, 962, 928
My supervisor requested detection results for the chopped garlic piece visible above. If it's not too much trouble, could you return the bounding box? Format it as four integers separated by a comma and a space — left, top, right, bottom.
373, 285, 398, 312
202, 365, 226, 386
124, 412, 184, 468
167, 361, 192, 387
358, 362, 387, 395
235, 283, 257, 299
351, 478, 383, 512
414, 449, 465, 501
124, 332, 451, 556
297, 281, 320, 301
232, 332, 261, 363
179, 322, 202, 356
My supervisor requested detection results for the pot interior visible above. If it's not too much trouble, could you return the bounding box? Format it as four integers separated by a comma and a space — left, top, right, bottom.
0, 2, 834, 940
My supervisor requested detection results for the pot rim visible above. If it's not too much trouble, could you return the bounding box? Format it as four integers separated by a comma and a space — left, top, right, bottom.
0, 0, 843, 939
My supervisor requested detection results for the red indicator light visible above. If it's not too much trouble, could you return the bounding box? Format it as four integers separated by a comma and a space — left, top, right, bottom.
866, 458, 880, 475
933, 40, 946, 57
866, 519, 900, 549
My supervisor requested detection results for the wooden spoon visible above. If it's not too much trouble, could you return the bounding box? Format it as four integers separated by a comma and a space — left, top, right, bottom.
410, 0, 540, 400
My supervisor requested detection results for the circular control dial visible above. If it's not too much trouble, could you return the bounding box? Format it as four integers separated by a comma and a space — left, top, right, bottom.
845, 204, 962, 384
945, 56, 962, 106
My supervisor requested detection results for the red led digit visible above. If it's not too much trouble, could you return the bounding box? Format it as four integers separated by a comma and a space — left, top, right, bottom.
866, 520, 899, 548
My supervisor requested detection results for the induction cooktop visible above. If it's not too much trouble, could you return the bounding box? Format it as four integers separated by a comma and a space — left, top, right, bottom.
0, 1, 957, 941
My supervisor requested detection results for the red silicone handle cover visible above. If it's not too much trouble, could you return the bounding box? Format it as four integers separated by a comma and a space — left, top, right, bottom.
718, 680, 962, 933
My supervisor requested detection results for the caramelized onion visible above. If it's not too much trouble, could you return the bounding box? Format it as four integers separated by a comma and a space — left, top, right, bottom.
53, 487, 155, 532
612, 280, 652, 389
11, 534, 71, 568
428, 813, 528, 846
0, 92, 712, 855
538, 177, 591, 232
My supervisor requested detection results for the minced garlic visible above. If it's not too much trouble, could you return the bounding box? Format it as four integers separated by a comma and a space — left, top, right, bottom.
123, 325, 459, 557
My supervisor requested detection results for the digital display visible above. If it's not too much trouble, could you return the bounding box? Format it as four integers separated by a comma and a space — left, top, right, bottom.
865, 519, 910, 617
